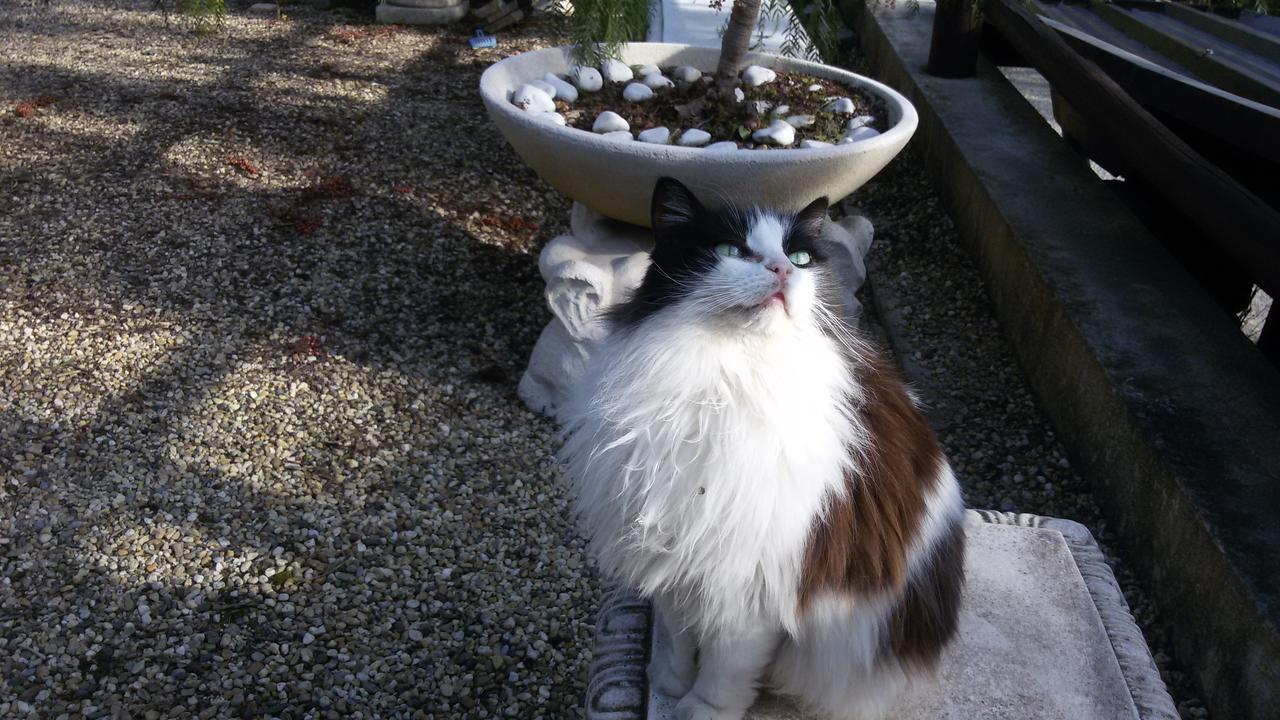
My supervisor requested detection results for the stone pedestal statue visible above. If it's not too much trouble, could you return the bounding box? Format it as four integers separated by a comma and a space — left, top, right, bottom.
518, 202, 876, 420
376, 0, 468, 25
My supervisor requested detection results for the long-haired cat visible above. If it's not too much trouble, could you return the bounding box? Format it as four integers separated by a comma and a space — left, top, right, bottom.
560, 178, 965, 720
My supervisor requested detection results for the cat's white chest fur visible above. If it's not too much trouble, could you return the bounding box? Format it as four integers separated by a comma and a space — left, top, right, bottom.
561, 311, 862, 637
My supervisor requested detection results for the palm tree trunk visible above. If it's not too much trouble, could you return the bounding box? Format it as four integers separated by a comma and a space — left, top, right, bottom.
715, 0, 762, 92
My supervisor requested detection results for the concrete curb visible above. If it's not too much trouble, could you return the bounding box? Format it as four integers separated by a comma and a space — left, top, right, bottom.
853, 3, 1280, 717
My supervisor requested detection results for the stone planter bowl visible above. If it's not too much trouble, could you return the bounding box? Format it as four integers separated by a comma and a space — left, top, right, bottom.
479, 43, 918, 228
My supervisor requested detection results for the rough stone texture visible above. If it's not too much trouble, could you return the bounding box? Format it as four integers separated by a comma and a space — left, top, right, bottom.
856, 3, 1280, 718
590, 512, 1178, 720
375, 1, 467, 24
517, 206, 874, 420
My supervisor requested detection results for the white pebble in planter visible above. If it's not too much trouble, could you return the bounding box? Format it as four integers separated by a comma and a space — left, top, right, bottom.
637, 64, 662, 77
543, 73, 578, 103
673, 66, 702, 83
592, 111, 630, 133
800, 139, 832, 148
532, 80, 558, 98
637, 127, 671, 144
786, 115, 814, 128
808, 83, 824, 92
623, 83, 655, 102
512, 84, 555, 113
827, 97, 857, 114
678, 129, 712, 147
572, 66, 603, 92
643, 74, 674, 91
734, 87, 745, 103
601, 59, 634, 83
602, 130, 634, 142
752, 119, 796, 147
706, 141, 739, 152
531, 112, 566, 126
741, 65, 777, 87
841, 125, 881, 144
848, 114, 875, 130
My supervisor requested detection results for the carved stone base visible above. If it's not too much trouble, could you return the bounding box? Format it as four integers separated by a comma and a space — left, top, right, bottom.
586, 512, 1180, 720
518, 203, 876, 420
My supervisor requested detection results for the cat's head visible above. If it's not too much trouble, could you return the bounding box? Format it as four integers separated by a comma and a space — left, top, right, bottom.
610, 177, 834, 334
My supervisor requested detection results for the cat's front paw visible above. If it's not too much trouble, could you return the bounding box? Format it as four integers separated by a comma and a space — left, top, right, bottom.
674, 694, 743, 720
648, 659, 695, 698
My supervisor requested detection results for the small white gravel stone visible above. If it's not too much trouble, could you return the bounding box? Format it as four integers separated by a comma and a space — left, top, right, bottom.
785, 114, 814, 128
643, 73, 674, 90
601, 58, 633, 83
705, 141, 739, 152
602, 130, 634, 141
808, 83, 823, 92
622, 83, 655, 102
673, 66, 702, 83
531, 79, 557, 98
511, 83, 555, 113
847, 114, 875, 130
734, 87, 745, 103
637, 127, 670, 144
752, 118, 795, 146
573, 65, 604, 91
678, 128, 712, 146
827, 97, 856, 114
800, 139, 832, 148
741, 65, 776, 86
530, 112, 566, 126
840, 125, 882, 143
773, 104, 790, 116
636, 63, 661, 77
592, 110, 630, 133
543, 73, 578, 102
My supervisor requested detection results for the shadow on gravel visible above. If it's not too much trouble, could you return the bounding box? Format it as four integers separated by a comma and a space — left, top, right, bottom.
1, 3, 590, 717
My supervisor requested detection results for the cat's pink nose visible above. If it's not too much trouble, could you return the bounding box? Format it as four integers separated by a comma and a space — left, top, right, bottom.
765, 259, 793, 278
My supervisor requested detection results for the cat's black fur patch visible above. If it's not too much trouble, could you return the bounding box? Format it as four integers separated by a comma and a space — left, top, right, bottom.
609, 178, 833, 330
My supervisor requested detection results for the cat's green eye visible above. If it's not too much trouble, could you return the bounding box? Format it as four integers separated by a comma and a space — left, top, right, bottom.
714, 244, 742, 258
788, 250, 813, 267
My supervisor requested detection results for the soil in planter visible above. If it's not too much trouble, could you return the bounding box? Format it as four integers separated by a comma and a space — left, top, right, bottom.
558, 68, 888, 148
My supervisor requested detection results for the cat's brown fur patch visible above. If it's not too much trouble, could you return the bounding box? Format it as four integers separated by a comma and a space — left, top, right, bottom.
887, 516, 965, 668
798, 352, 945, 604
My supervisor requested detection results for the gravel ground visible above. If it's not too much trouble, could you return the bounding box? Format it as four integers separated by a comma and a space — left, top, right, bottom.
852, 144, 1208, 719
2, 3, 584, 718
1, 1, 1207, 718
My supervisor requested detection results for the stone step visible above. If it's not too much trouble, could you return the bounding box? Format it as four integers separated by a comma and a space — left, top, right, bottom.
585, 511, 1179, 720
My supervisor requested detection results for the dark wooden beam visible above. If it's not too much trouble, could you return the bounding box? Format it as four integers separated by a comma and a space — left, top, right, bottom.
1163, 2, 1280, 65
984, 0, 1280, 301
926, 0, 981, 77
1092, 1, 1280, 109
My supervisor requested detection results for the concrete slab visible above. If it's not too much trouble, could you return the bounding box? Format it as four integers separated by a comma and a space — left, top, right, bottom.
852, 4, 1280, 717
584, 512, 1177, 720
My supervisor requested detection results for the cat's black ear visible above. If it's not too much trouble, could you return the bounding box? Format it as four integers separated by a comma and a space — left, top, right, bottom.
651, 177, 704, 241
795, 196, 830, 236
